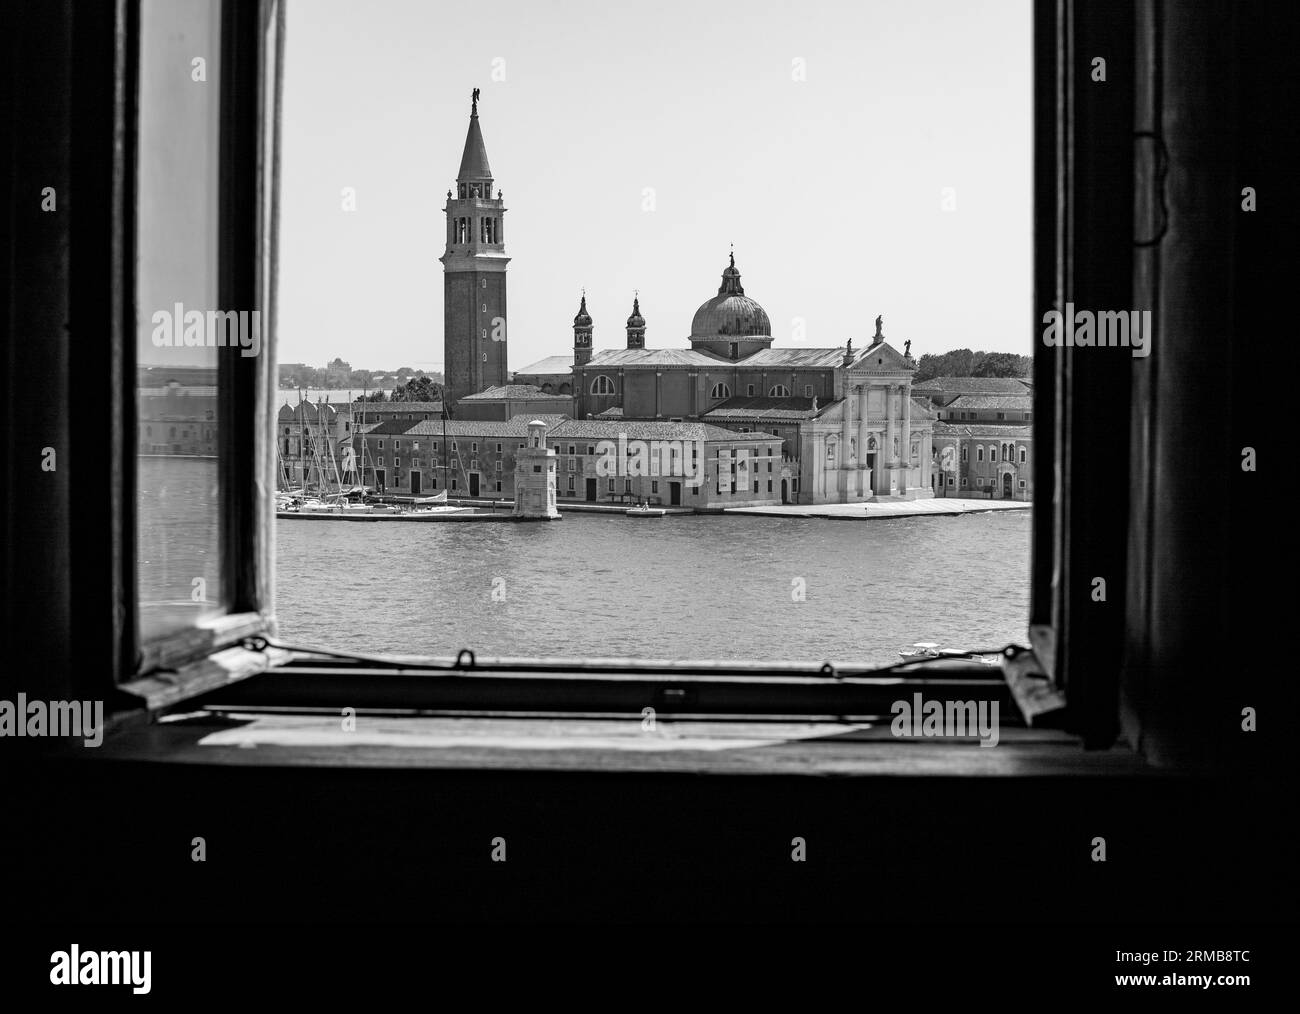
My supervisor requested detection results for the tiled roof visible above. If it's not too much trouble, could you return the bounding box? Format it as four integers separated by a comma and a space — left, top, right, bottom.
944, 394, 1033, 410
513, 355, 574, 376
549, 419, 779, 444
361, 414, 570, 439
361, 401, 444, 413
739, 347, 852, 368
595, 406, 623, 418
583, 347, 728, 368
361, 418, 424, 436
913, 376, 1031, 394
461, 384, 571, 401
702, 395, 825, 421
933, 422, 1033, 438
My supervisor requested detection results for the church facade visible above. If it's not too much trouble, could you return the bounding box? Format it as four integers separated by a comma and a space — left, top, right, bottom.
544, 256, 934, 504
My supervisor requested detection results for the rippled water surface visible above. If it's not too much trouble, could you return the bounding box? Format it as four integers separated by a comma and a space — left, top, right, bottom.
275, 510, 1031, 668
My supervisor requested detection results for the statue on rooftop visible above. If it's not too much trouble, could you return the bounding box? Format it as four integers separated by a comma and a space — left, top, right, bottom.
472, 87, 480, 112
875, 315, 884, 338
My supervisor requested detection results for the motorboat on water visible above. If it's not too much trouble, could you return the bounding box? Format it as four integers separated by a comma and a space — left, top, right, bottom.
898, 641, 1002, 665
626, 502, 667, 518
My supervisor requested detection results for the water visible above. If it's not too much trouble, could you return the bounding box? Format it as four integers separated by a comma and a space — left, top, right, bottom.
275, 511, 1031, 668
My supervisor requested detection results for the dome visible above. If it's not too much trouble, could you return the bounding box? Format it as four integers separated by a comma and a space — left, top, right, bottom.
573, 294, 592, 327
689, 255, 771, 339
626, 296, 645, 328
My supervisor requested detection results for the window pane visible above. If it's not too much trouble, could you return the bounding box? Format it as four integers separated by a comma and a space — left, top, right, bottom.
135, 0, 225, 642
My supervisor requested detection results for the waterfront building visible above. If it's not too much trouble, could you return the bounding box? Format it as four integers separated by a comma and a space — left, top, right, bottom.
358, 414, 567, 497
930, 422, 1033, 500
912, 375, 1032, 408
513, 420, 560, 519
138, 381, 217, 457
546, 418, 781, 509
914, 379, 1033, 498
440, 90, 509, 408
933, 393, 1033, 424
356, 414, 780, 508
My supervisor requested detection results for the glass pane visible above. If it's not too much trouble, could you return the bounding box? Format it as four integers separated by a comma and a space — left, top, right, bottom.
136, 0, 225, 642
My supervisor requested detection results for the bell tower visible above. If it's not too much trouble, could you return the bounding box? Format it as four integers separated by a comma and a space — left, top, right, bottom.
572, 292, 593, 367
440, 89, 509, 408
625, 294, 645, 350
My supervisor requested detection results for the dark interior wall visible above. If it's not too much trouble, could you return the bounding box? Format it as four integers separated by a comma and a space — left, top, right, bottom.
9, 753, 1293, 925
4, 1, 78, 704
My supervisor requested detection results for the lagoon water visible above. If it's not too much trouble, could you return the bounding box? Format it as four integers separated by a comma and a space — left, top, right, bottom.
275, 510, 1031, 668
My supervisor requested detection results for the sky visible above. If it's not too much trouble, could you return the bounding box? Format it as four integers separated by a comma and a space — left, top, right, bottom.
277, 0, 1032, 373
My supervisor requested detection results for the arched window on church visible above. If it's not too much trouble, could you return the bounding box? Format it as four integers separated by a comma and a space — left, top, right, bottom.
769, 384, 790, 397
591, 375, 615, 396
710, 383, 731, 400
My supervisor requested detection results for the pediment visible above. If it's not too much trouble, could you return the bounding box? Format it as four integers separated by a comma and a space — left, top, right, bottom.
850, 341, 913, 376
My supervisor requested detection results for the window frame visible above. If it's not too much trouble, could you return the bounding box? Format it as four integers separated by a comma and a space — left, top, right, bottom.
22, 0, 1225, 765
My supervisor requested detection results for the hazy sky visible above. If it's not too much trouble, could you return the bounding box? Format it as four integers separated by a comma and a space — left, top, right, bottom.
278, 0, 1031, 373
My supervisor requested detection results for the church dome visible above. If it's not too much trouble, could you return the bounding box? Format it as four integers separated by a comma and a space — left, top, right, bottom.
689, 255, 771, 339
573, 294, 592, 327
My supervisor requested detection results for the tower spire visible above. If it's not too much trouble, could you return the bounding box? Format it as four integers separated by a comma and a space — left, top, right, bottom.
457, 89, 493, 186
626, 293, 646, 350
573, 292, 594, 367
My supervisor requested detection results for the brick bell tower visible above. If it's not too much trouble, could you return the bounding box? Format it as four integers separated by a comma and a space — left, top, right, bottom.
440, 89, 509, 408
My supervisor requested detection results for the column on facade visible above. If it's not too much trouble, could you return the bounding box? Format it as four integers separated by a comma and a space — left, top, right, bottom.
901, 386, 912, 484
886, 385, 899, 466
856, 383, 870, 462
841, 386, 853, 469
856, 382, 871, 494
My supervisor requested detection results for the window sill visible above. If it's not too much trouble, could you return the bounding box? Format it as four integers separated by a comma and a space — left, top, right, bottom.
80, 710, 1153, 778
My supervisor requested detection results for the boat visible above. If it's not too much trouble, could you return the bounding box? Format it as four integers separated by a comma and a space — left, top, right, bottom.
898, 642, 1002, 665
626, 502, 667, 518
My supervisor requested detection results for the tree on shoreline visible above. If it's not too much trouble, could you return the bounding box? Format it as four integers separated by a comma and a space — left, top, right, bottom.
913, 349, 1030, 383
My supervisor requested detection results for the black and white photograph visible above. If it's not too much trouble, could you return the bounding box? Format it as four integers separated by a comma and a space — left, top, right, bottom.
2, 0, 1294, 999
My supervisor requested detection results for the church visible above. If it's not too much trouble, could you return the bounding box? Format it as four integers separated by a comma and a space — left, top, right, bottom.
441, 95, 933, 505
516, 257, 936, 504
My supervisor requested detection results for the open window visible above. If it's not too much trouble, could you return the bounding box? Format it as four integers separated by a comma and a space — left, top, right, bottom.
2, 0, 1279, 780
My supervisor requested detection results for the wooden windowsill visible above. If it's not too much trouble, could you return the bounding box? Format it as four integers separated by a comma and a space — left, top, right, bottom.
75, 710, 1154, 778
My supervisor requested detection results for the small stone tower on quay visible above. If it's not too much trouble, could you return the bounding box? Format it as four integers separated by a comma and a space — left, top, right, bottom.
513, 420, 560, 520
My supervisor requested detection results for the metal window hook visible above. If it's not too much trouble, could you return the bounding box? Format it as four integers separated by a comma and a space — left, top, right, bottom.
1133, 131, 1170, 248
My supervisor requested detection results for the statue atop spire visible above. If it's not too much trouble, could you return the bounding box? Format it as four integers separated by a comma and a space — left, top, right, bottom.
471, 87, 480, 114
